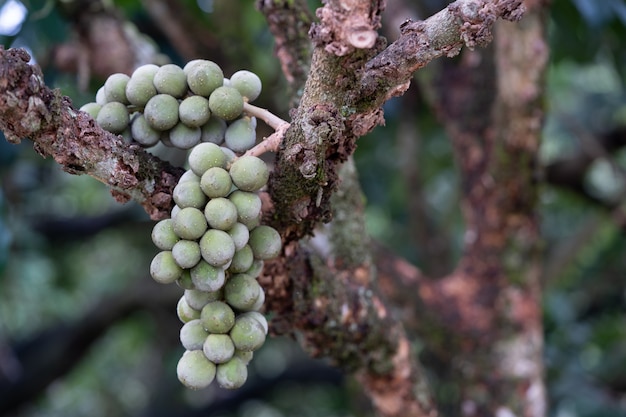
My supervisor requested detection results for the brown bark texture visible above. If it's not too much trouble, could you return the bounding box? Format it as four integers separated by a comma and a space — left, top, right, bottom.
0, 0, 549, 416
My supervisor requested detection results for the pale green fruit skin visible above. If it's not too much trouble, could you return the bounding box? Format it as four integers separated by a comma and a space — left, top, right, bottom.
96, 102, 129, 134
172, 207, 208, 240
96, 87, 107, 105
186, 60, 224, 96
179, 95, 211, 127
153, 64, 187, 98
169, 122, 201, 150
229, 155, 269, 192
234, 349, 254, 365
151, 218, 179, 250
224, 117, 256, 153
172, 239, 202, 269
144, 94, 179, 131
79, 102, 101, 119
173, 177, 207, 209
184, 288, 222, 310
178, 169, 201, 184
187, 142, 228, 177
132, 64, 159, 80
224, 273, 260, 311
227, 223, 250, 251
203, 334, 235, 364
177, 350, 216, 390
229, 314, 266, 351
249, 225, 282, 260
216, 357, 248, 389
176, 269, 195, 290
200, 167, 232, 198
125, 74, 157, 107
200, 301, 235, 334
130, 113, 160, 147
200, 117, 227, 144
208, 86, 244, 121
228, 244, 254, 273
177, 295, 201, 323
190, 260, 225, 292
150, 251, 182, 284
104, 73, 130, 104
240, 311, 269, 335
229, 70, 262, 102
245, 259, 264, 278
228, 191, 262, 229
199, 229, 236, 267
204, 197, 238, 231
249, 285, 265, 311
180, 319, 209, 351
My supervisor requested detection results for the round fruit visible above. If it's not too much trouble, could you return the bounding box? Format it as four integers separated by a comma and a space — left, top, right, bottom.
203, 334, 235, 364
177, 295, 201, 323
234, 349, 254, 365
229, 314, 266, 352
96, 101, 129, 134
229, 70, 262, 101
208, 86, 244, 121
239, 311, 269, 335
144, 94, 179, 131
200, 301, 236, 334
151, 218, 179, 250
176, 269, 195, 290
177, 350, 216, 389
153, 64, 187, 98
103, 73, 130, 104
179, 95, 211, 127
204, 197, 238, 231
199, 229, 236, 267
224, 117, 256, 153
172, 207, 208, 240
187, 142, 228, 176
184, 288, 222, 310
172, 239, 202, 269
200, 117, 227, 144
130, 113, 160, 147
125, 73, 157, 106
227, 222, 250, 251
79, 102, 101, 119
228, 245, 254, 273
228, 155, 269, 192
190, 260, 226, 292
228, 191, 262, 229
132, 64, 160, 80
249, 225, 282, 260
249, 285, 265, 311
180, 319, 209, 351
216, 357, 248, 389
245, 259, 264, 278
150, 251, 182, 284
173, 176, 207, 209
169, 122, 201, 150
186, 60, 224, 96
200, 167, 232, 198
224, 273, 260, 311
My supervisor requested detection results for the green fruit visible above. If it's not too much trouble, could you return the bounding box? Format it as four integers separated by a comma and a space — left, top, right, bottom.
132, 64, 159, 80
216, 357, 248, 389
224, 273, 260, 311
170, 204, 181, 219
200, 117, 227, 144
190, 260, 226, 292
224, 117, 256, 153
172, 207, 208, 240
249, 225, 282, 260
96, 101, 129, 134
229, 314, 266, 351
227, 222, 250, 251
177, 295, 201, 323
169, 122, 201, 150
228, 244, 253, 273
153, 64, 187, 98
204, 197, 238, 231
179, 95, 211, 127
200, 167, 232, 198
79, 102, 101, 119
177, 350, 216, 389
234, 349, 254, 365
228, 191, 262, 229
187, 142, 228, 177
249, 285, 265, 311
144, 94, 179, 131
208, 86, 244, 121
104, 73, 130, 104
186, 60, 224, 96
173, 176, 207, 209
176, 269, 195, 290
130, 113, 160, 147
245, 259, 264, 278
172, 239, 202, 269
203, 334, 235, 364
178, 169, 201, 184
229, 70, 262, 102
150, 251, 182, 284
125, 73, 157, 107
151, 218, 179, 250
180, 318, 209, 351
200, 301, 235, 334
229, 155, 269, 192
239, 311, 268, 335
184, 288, 222, 310
95, 86, 107, 105
199, 229, 236, 267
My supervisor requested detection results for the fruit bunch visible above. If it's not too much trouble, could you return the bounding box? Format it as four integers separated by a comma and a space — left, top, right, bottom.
82, 61, 283, 390
80, 60, 262, 152
150, 145, 281, 390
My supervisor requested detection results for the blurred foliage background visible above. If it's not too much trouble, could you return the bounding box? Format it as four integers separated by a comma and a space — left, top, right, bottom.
1, 0, 626, 416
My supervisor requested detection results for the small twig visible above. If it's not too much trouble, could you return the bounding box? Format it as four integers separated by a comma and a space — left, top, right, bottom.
241, 102, 291, 157
243, 102, 289, 130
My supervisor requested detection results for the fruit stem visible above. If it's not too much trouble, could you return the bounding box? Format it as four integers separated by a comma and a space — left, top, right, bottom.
244, 122, 289, 157
243, 102, 288, 130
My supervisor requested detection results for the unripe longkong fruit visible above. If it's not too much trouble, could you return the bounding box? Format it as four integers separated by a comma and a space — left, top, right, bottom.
229, 155, 269, 192
144, 94, 179, 131
177, 350, 216, 389
208, 86, 244, 121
